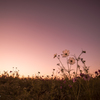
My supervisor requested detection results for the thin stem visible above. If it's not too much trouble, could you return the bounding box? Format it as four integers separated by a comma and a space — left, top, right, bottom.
57, 57, 65, 70
70, 64, 71, 70
57, 56, 70, 78
66, 57, 71, 78
69, 64, 71, 78
76, 60, 78, 77
74, 52, 83, 77
78, 52, 82, 58
66, 57, 69, 70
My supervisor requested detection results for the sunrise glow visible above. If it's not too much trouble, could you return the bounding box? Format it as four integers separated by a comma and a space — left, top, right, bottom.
0, 0, 100, 78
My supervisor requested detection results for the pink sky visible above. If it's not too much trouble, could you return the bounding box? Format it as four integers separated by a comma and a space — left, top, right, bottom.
0, 0, 100, 78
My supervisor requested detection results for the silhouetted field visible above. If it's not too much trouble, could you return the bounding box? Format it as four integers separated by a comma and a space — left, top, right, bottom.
0, 49, 100, 100
0, 69, 100, 100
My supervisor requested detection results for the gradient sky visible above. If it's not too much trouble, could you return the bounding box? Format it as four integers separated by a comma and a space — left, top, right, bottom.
0, 0, 100, 78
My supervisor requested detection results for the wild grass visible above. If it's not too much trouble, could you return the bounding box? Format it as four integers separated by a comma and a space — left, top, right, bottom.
0, 69, 100, 100
0, 49, 100, 100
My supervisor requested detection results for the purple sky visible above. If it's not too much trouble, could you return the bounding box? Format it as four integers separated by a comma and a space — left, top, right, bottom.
0, 0, 100, 78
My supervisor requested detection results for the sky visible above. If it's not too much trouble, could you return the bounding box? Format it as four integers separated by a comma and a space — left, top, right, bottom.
0, 0, 100, 78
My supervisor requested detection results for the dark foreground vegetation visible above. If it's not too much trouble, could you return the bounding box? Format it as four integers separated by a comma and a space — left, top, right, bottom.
0, 49, 100, 100
0, 70, 100, 100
